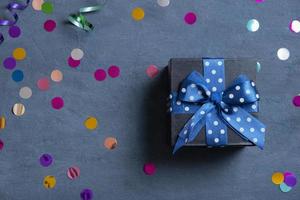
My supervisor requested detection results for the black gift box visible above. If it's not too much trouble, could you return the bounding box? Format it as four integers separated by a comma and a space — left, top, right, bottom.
168, 58, 258, 147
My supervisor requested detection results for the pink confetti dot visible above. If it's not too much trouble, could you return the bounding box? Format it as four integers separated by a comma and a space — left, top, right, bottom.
51, 97, 64, 110
255, 0, 264, 3
146, 65, 159, 78
44, 19, 56, 32
143, 163, 156, 175
292, 96, 300, 107
108, 65, 120, 78
37, 77, 50, 91
94, 69, 107, 81
68, 57, 80, 68
0, 139, 4, 151
184, 12, 197, 25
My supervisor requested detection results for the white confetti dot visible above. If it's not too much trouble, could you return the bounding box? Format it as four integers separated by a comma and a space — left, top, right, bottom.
277, 48, 290, 61
176, 101, 181, 105
189, 96, 195, 101
218, 61, 222, 66
214, 138, 219, 143
169, 94, 173, 99
200, 111, 205, 115
239, 98, 245, 103
185, 138, 188, 143
213, 121, 219, 126
233, 107, 238, 112
236, 117, 241, 122
71, 48, 84, 60
184, 130, 188, 135
212, 87, 217, 92
251, 82, 255, 87
19, 86, 32, 99
206, 91, 211, 96
250, 128, 255, 132
235, 85, 240, 91
205, 61, 210, 66
260, 128, 265, 132
290, 20, 300, 33
157, 0, 170, 7
181, 88, 186, 93
247, 117, 252, 122
253, 138, 258, 143
226, 117, 231, 121
169, 107, 172, 112
239, 127, 244, 132
206, 78, 211, 83
224, 108, 229, 113
191, 83, 196, 88
184, 106, 190, 111
229, 94, 234, 99
211, 69, 217, 75
208, 130, 213, 134
247, 19, 260, 32
256, 94, 259, 98
218, 78, 223, 83
220, 129, 225, 134
251, 104, 257, 110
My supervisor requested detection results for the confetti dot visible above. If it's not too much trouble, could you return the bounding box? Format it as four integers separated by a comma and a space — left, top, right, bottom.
84, 117, 98, 130
32, 0, 44, 11
19, 87, 32, 99
39, 153, 53, 167
143, 163, 156, 175
67, 166, 80, 180
3, 57, 16, 70
12, 103, 25, 116
51, 69, 63, 82
0, 139, 4, 151
41, 2, 54, 14
256, 61, 261, 72
13, 48, 26, 60
255, 0, 264, 3
71, 48, 84, 60
94, 69, 106, 81
44, 19, 56, 32
108, 65, 120, 78
43, 175, 56, 189
8, 25, 21, 38
157, 0, 170, 7
277, 48, 290, 61
68, 57, 80, 68
37, 77, 50, 91
104, 137, 117, 150
284, 174, 297, 187
289, 20, 300, 33
11, 70, 24, 82
247, 19, 260, 32
51, 97, 64, 110
80, 189, 93, 200
0, 117, 6, 129
131, 7, 145, 21
272, 172, 284, 185
146, 65, 159, 78
292, 96, 300, 107
184, 12, 197, 25
279, 182, 292, 193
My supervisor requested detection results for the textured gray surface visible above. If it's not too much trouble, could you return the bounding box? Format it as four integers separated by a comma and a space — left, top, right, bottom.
0, 0, 300, 199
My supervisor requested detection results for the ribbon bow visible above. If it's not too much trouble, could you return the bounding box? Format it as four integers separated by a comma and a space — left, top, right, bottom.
171, 58, 266, 154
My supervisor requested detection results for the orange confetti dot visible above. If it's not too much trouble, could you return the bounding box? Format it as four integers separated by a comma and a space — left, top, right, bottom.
104, 137, 117, 150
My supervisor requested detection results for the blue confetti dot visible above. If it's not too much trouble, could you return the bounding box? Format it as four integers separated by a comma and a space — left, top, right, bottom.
279, 183, 292, 193
12, 70, 24, 82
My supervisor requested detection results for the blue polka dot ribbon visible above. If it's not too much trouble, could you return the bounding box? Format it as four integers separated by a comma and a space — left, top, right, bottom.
171, 58, 266, 154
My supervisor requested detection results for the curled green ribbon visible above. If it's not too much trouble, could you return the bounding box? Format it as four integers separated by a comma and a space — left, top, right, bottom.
68, 3, 106, 31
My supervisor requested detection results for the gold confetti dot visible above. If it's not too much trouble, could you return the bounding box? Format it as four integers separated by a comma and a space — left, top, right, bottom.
12, 103, 25, 116
43, 175, 56, 189
84, 117, 98, 130
131, 7, 145, 21
104, 137, 117, 150
272, 172, 284, 185
0, 117, 6, 129
12, 48, 26, 60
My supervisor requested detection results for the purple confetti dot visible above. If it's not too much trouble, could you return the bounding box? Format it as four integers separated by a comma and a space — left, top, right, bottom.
184, 12, 197, 25
94, 69, 106, 81
8, 25, 21, 38
284, 175, 297, 187
292, 96, 300, 107
68, 57, 80, 68
80, 189, 93, 200
39, 154, 53, 167
3, 57, 16, 70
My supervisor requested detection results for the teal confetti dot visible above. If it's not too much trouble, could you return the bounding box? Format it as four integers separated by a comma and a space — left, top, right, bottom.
247, 19, 260, 32
256, 62, 261, 72
279, 183, 292, 193
12, 69, 24, 82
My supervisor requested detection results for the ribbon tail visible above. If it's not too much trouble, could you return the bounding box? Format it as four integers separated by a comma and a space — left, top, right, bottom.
172, 137, 185, 154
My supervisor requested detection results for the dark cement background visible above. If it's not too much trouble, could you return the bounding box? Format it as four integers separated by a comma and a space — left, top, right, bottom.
0, 0, 300, 199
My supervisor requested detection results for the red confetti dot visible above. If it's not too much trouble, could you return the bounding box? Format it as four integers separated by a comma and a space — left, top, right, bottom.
184, 12, 197, 25
94, 69, 107, 81
0, 139, 4, 151
143, 163, 156, 175
51, 97, 64, 110
146, 65, 159, 78
68, 57, 80, 68
44, 19, 56, 32
292, 96, 300, 107
108, 65, 120, 78
37, 77, 50, 91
